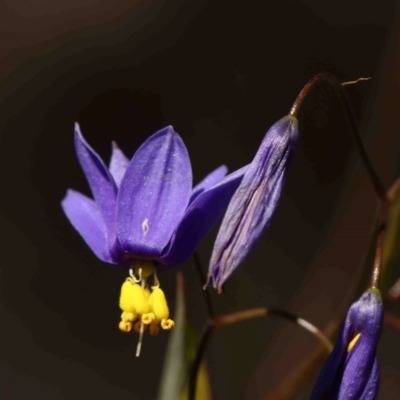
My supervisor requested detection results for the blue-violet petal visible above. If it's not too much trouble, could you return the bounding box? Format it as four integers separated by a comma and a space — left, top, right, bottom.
109, 141, 129, 187
208, 116, 298, 291
74, 124, 118, 249
160, 165, 247, 267
61, 189, 113, 263
117, 126, 192, 258
190, 165, 228, 204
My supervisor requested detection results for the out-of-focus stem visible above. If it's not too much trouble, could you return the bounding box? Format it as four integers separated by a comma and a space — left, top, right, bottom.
262, 314, 343, 400
386, 278, 400, 306
188, 307, 332, 400
384, 310, 400, 333
192, 251, 214, 319
371, 227, 385, 289
289, 73, 386, 199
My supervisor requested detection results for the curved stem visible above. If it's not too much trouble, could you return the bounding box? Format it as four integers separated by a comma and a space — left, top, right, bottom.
290, 73, 386, 199
262, 313, 343, 400
187, 307, 332, 400
214, 308, 333, 352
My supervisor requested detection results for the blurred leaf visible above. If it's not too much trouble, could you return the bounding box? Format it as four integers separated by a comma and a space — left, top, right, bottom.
158, 272, 212, 400
382, 179, 400, 294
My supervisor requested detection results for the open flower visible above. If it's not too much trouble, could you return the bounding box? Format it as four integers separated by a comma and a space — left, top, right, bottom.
311, 288, 383, 400
61, 124, 246, 341
207, 115, 298, 291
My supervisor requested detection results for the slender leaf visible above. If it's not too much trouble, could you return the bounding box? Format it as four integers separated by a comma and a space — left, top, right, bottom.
158, 272, 211, 400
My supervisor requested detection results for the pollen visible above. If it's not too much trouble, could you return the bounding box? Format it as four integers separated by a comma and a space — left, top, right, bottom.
148, 287, 170, 321
119, 320, 132, 333
142, 313, 155, 324
347, 333, 361, 353
117, 261, 174, 355
121, 311, 135, 322
161, 319, 174, 330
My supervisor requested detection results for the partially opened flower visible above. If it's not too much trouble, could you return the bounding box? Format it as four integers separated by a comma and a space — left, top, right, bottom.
207, 115, 298, 291
62, 124, 246, 346
311, 288, 383, 400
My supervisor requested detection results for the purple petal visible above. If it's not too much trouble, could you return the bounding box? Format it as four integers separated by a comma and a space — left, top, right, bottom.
338, 290, 383, 400
190, 165, 228, 204
160, 165, 247, 267
360, 359, 379, 400
310, 320, 349, 400
311, 289, 383, 400
61, 189, 113, 263
117, 126, 192, 258
109, 141, 130, 187
74, 124, 118, 250
208, 116, 298, 291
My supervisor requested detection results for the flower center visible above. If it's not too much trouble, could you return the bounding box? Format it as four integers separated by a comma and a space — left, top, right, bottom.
118, 260, 174, 357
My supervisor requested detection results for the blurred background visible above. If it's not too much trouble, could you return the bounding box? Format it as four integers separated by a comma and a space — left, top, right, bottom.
1, 0, 400, 398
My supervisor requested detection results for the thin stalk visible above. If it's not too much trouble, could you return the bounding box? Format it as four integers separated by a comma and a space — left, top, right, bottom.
262, 314, 343, 400
289, 73, 386, 199
188, 307, 332, 400
193, 251, 214, 318
371, 227, 385, 288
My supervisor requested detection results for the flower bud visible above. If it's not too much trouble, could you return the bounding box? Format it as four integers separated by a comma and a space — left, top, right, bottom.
311, 288, 383, 400
207, 115, 298, 291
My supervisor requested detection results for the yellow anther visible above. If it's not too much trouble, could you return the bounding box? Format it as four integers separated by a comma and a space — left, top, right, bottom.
131, 282, 150, 315
148, 287, 170, 321
119, 320, 132, 333
142, 313, 155, 325
135, 260, 154, 279
161, 319, 174, 330
119, 280, 137, 313
347, 333, 361, 353
121, 311, 136, 322
134, 321, 147, 333
119, 279, 149, 315
143, 287, 151, 301
118, 267, 175, 340
149, 324, 159, 336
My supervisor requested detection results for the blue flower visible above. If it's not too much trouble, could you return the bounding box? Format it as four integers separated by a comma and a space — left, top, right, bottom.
207, 115, 298, 291
61, 124, 246, 337
62, 124, 246, 269
311, 288, 383, 400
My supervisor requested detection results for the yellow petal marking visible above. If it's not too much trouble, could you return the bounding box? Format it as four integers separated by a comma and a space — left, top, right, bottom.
347, 333, 361, 353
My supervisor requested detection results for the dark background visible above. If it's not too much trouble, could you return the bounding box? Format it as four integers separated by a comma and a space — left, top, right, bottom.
1, 0, 400, 399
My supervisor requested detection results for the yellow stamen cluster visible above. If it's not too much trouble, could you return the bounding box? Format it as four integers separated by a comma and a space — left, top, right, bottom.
347, 333, 361, 353
118, 268, 174, 336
